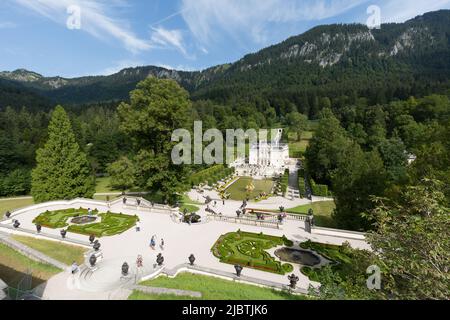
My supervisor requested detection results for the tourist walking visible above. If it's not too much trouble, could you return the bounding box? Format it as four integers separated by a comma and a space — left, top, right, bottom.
88, 208, 92, 216
136, 220, 141, 232
150, 236, 156, 250
136, 255, 143, 268
160, 238, 165, 250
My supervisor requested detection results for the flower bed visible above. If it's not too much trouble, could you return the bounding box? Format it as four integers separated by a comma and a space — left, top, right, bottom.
32, 208, 138, 237
211, 230, 293, 275
32, 208, 99, 228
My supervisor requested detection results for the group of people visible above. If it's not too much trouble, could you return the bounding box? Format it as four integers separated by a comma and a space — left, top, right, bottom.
150, 235, 164, 250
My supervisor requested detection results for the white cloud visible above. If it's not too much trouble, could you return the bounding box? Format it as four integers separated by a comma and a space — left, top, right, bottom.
151, 27, 187, 56
97, 59, 144, 76
180, 0, 368, 45
378, 0, 450, 23
156, 63, 197, 71
10, 0, 151, 53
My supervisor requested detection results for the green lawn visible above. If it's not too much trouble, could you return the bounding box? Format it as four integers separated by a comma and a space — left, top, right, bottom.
93, 195, 121, 201
12, 235, 87, 265
212, 231, 293, 275
178, 194, 201, 213
33, 208, 98, 228
225, 177, 274, 201
32, 208, 138, 237
289, 131, 313, 158
287, 201, 336, 228
0, 197, 34, 219
0, 242, 61, 288
129, 273, 307, 300
67, 212, 138, 237
95, 176, 117, 193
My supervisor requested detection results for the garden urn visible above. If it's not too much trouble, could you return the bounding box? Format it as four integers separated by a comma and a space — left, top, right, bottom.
234, 264, 243, 277
288, 274, 299, 289
13, 220, 20, 228
89, 254, 97, 267
93, 240, 101, 251
156, 253, 164, 266
188, 254, 195, 266
122, 262, 129, 276
60, 229, 67, 238
36, 224, 42, 233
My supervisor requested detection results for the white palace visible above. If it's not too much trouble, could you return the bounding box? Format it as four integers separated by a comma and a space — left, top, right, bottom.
232, 128, 290, 177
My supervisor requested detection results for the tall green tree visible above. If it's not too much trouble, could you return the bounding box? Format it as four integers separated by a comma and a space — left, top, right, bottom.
108, 156, 136, 191
286, 111, 308, 141
332, 146, 387, 231
31, 106, 94, 202
117, 77, 193, 203
364, 179, 450, 299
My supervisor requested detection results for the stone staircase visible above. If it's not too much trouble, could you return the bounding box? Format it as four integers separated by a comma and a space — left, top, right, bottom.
74, 257, 160, 293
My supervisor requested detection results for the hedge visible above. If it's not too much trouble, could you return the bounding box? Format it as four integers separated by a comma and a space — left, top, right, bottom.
310, 179, 329, 197
279, 169, 289, 196
190, 165, 235, 186
297, 168, 306, 198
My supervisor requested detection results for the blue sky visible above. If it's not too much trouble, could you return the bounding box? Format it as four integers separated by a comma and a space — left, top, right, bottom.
1, 0, 449, 78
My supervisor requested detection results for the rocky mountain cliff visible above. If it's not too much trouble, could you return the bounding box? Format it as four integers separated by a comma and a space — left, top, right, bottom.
1, 10, 449, 106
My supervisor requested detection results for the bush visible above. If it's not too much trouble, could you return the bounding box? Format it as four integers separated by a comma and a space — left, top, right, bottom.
282, 263, 294, 273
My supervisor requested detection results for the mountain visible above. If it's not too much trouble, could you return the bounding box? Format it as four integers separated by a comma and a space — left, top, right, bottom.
1, 10, 450, 107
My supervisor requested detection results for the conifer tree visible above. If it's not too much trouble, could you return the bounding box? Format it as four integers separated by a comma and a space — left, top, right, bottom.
31, 106, 94, 202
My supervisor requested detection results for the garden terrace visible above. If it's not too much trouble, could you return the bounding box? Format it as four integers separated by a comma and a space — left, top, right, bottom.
211, 231, 294, 275
299, 240, 356, 282
67, 212, 138, 237
32, 208, 138, 237
224, 177, 274, 201
32, 208, 99, 228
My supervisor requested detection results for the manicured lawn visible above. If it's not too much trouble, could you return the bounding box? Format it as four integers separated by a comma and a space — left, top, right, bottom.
225, 177, 274, 201
212, 231, 293, 275
12, 235, 87, 265
178, 194, 201, 213
0, 197, 34, 219
32, 208, 138, 237
0, 243, 61, 289
95, 176, 117, 193
289, 131, 313, 158
287, 201, 336, 228
129, 273, 307, 300
33, 208, 99, 228
93, 195, 121, 201
67, 212, 138, 237
180, 203, 200, 213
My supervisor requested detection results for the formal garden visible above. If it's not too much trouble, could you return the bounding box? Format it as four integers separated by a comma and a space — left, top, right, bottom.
223, 177, 274, 201
32, 208, 138, 237
211, 230, 294, 275
299, 240, 358, 281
